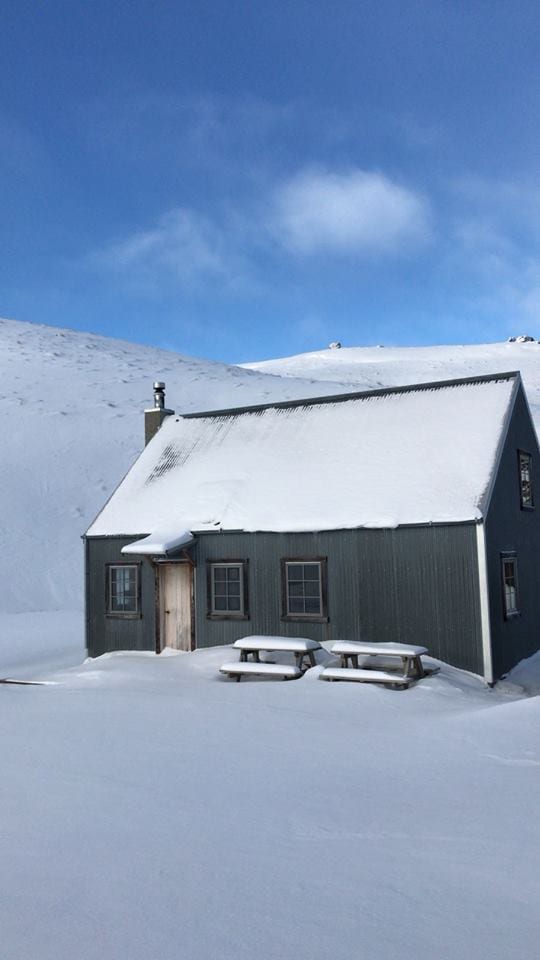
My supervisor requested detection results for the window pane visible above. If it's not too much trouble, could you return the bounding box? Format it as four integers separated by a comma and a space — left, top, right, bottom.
503, 562, 515, 586
228, 581, 241, 596
287, 564, 303, 581
304, 580, 320, 597
214, 567, 226, 581
289, 581, 304, 597
227, 567, 240, 581
228, 597, 241, 611
214, 583, 227, 596
304, 564, 320, 580
289, 598, 304, 613
305, 597, 322, 614
214, 596, 227, 611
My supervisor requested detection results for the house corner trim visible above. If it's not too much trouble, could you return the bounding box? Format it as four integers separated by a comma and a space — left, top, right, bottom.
475, 522, 494, 684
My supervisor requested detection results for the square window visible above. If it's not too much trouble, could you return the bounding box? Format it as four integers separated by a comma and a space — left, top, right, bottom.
282, 559, 327, 620
108, 565, 139, 615
208, 563, 247, 618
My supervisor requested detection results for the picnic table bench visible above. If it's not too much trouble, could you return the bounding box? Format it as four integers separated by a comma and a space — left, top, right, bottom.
220, 635, 321, 682
320, 641, 430, 689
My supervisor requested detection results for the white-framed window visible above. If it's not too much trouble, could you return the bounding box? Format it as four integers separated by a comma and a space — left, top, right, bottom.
107, 564, 139, 615
518, 451, 534, 509
501, 553, 519, 618
282, 559, 327, 619
208, 562, 248, 617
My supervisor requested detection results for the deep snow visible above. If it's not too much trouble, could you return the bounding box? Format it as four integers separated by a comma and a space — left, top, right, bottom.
1, 640, 539, 960
2, 319, 540, 959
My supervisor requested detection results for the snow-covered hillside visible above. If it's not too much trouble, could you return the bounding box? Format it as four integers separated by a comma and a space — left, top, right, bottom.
245, 340, 540, 425
0, 319, 345, 614
2, 319, 540, 617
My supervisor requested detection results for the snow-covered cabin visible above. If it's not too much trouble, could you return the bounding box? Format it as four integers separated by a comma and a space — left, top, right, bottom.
84, 371, 540, 682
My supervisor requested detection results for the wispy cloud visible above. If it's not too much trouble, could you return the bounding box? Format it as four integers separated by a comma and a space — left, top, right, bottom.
89, 166, 434, 297
448, 175, 540, 332
93, 207, 253, 293
271, 168, 432, 256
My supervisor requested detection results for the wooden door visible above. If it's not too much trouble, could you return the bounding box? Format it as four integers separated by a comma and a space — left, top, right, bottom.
159, 564, 193, 651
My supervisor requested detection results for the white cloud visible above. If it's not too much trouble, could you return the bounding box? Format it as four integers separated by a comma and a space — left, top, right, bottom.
96, 208, 252, 293
90, 166, 433, 296
272, 168, 432, 256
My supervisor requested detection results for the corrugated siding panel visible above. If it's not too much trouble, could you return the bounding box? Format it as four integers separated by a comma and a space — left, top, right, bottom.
192, 526, 483, 674
85, 536, 156, 657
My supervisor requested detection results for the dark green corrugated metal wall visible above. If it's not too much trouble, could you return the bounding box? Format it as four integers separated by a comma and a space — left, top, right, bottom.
85, 524, 483, 674
484, 384, 540, 679
191, 526, 483, 674
85, 536, 156, 657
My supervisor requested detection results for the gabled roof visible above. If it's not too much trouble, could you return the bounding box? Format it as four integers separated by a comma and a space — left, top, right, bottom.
87, 372, 520, 537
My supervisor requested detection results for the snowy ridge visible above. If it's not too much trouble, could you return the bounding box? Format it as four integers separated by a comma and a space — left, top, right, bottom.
245, 340, 540, 425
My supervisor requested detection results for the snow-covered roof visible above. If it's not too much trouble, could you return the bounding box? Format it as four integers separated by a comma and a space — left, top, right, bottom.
87, 373, 519, 537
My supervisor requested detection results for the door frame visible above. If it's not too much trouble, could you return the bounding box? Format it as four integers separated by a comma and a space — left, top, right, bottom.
154, 559, 196, 653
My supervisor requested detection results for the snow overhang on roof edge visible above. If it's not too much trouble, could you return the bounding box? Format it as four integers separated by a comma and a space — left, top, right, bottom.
120, 530, 195, 556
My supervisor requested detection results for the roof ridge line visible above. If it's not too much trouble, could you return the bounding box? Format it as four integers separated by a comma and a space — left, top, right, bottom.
181, 370, 520, 420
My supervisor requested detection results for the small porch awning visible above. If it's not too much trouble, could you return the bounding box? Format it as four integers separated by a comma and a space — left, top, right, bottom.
121, 528, 195, 556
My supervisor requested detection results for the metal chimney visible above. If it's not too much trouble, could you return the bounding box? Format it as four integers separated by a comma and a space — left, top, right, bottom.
153, 381, 166, 409
145, 381, 174, 446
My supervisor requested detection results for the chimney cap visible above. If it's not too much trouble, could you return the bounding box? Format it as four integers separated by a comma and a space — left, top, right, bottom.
153, 381, 166, 389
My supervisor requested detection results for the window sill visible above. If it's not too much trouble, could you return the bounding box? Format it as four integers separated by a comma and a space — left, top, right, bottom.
281, 615, 329, 624
504, 610, 520, 620
106, 612, 142, 620
520, 504, 535, 511
207, 613, 250, 621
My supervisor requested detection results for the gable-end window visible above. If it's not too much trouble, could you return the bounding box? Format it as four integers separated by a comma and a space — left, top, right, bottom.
107, 564, 140, 616
518, 451, 534, 509
208, 562, 249, 619
501, 553, 519, 618
281, 559, 328, 621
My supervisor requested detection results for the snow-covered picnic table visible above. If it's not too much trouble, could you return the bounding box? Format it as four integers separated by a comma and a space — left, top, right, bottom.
320, 641, 429, 688
219, 635, 321, 682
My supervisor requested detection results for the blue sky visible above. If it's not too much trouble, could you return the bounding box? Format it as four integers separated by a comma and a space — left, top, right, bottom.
2, 1, 540, 362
